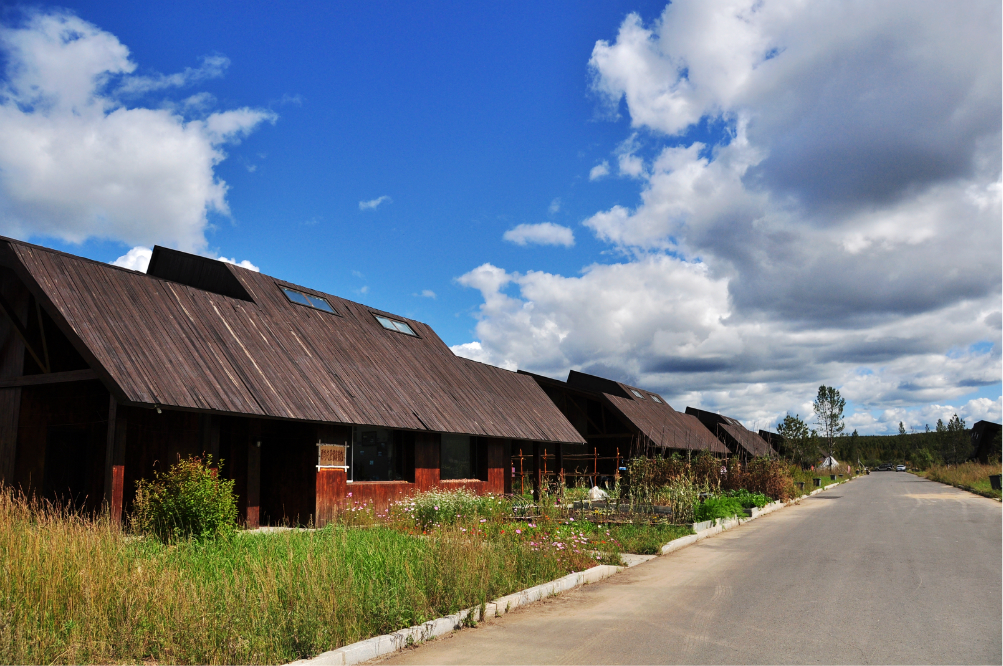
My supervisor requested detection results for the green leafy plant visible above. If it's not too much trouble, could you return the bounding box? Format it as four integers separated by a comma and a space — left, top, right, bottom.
130, 455, 237, 542
407, 489, 505, 529
695, 496, 744, 522
725, 488, 770, 509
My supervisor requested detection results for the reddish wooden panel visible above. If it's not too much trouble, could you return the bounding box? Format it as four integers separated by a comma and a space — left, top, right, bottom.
110, 465, 124, 524
415, 467, 438, 491
439, 479, 485, 494
348, 481, 414, 511
315, 468, 346, 527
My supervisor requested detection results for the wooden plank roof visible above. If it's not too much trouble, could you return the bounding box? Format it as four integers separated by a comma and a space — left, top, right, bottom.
684, 406, 777, 458
524, 370, 728, 454
0, 238, 583, 444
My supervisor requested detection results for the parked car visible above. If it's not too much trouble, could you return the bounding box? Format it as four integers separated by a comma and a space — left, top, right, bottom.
876, 463, 893, 471
896, 464, 906, 472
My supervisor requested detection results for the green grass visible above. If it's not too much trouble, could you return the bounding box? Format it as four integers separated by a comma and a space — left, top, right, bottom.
917, 462, 1002, 500
0, 490, 604, 665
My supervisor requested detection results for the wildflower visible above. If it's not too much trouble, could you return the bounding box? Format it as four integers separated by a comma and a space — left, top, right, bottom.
348, 492, 352, 497
434, 506, 439, 511
479, 518, 487, 523
515, 529, 522, 534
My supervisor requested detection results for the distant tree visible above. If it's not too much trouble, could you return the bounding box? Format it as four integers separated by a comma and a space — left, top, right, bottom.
813, 386, 845, 459
777, 413, 817, 468
898, 422, 906, 436
944, 413, 968, 464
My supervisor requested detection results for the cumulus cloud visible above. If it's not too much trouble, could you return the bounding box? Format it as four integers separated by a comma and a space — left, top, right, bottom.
589, 160, 610, 180
456, 0, 1002, 433
359, 195, 391, 211
218, 256, 260, 271
416, 289, 436, 299
111, 246, 152, 272
0, 10, 276, 253
503, 223, 575, 247
548, 197, 561, 214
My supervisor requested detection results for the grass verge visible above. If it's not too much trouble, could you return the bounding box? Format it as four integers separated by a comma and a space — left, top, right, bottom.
0, 490, 603, 665
915, 462, 1002, 500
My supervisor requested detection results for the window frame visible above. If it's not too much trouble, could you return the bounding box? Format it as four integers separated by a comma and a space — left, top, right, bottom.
372, 312, 420, 338
279, 284, 339, 315
650, 395, 662, 404
630, 389, 644, 399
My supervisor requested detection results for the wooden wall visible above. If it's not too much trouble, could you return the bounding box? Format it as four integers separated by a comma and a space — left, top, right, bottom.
13, 380, 109, 511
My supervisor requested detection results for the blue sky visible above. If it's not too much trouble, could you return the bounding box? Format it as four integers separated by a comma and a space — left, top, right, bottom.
0, 1, 1000, 434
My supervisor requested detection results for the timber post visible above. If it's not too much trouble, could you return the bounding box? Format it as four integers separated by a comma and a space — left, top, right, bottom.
246, 423, 261, 529
103, 396, 126, 525
532, 442, 541, 503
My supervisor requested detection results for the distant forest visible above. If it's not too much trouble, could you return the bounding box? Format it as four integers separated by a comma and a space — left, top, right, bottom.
828, 427, 1000, 468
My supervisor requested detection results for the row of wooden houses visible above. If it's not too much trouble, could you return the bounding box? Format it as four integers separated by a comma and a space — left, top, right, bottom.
0, 239, 776, 526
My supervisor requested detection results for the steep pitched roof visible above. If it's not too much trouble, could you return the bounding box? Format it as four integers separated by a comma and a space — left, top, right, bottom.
685, 406, 776, 458
0, 238, 583, 443
524, 370, 728, 454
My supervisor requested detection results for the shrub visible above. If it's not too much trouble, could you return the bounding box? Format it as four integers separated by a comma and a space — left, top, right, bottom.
131, 455, 237, 542
722, 456, 796, 501
695, 496, 744, 521
726, 488, 770, 509
407, 489, 505, 529
651, 477, 702, 524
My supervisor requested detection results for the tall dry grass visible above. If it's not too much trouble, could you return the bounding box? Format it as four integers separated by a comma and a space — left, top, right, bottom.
922, 462, 1002, 499
0, 489, 594, 664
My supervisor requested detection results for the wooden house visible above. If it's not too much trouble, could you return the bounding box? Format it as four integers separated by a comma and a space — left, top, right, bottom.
685, 407, 776, 460
520, 370, 728, 481
0, 239, 584, 526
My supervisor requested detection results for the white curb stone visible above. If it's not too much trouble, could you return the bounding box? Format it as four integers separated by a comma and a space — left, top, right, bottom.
291, 565, 623, 665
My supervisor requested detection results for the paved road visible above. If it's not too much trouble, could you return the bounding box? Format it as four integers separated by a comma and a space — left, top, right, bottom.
381, 474, 1001, 665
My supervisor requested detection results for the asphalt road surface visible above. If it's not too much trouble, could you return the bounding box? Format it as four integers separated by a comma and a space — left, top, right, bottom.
381, 473, 1001, 665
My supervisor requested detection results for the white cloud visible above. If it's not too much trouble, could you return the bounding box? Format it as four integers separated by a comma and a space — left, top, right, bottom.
548, 197, 561, 214
0, 11, 275, 253
111, 245, 259, 273
218, 256, 260, 272
502, 222, 575, 247
117, 54, 229, 95
111, 246, 152, 272
419, 289, 436, 299
589, 160, 610, 180
359, 195, 391, 211
455, 0, 1002, 433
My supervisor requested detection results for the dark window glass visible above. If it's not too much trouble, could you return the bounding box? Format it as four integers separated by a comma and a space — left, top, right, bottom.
441, 434, 473, 480
307, 295, 335, 313
630, 389, 643, 398
283, 287, 311, 306
282, 286, 337, 314
351, 427, 402, 481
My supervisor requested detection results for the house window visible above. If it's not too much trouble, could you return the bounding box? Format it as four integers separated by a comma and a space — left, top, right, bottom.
650, 395, 662, 404
350, 427, 404, 481
374, 314, 418, 336
441, 434, 474, 480
282, 286, 336, 314
630, 389, 644, 398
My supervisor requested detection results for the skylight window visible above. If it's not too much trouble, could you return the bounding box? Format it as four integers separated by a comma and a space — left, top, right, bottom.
374, 314, 418, 337
630, 389, 644, 398
282, 287, 336, 314
650, 395, 662, 404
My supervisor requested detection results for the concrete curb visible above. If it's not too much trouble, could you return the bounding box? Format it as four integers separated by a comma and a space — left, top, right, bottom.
291, 564, 623, 665
660, 477, 850, 555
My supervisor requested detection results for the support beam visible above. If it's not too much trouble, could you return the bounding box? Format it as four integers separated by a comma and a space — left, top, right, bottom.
555, 443, 564, 489
103, 396, 126, 524
0, 289, 47, 373
0, 369, 97, 389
